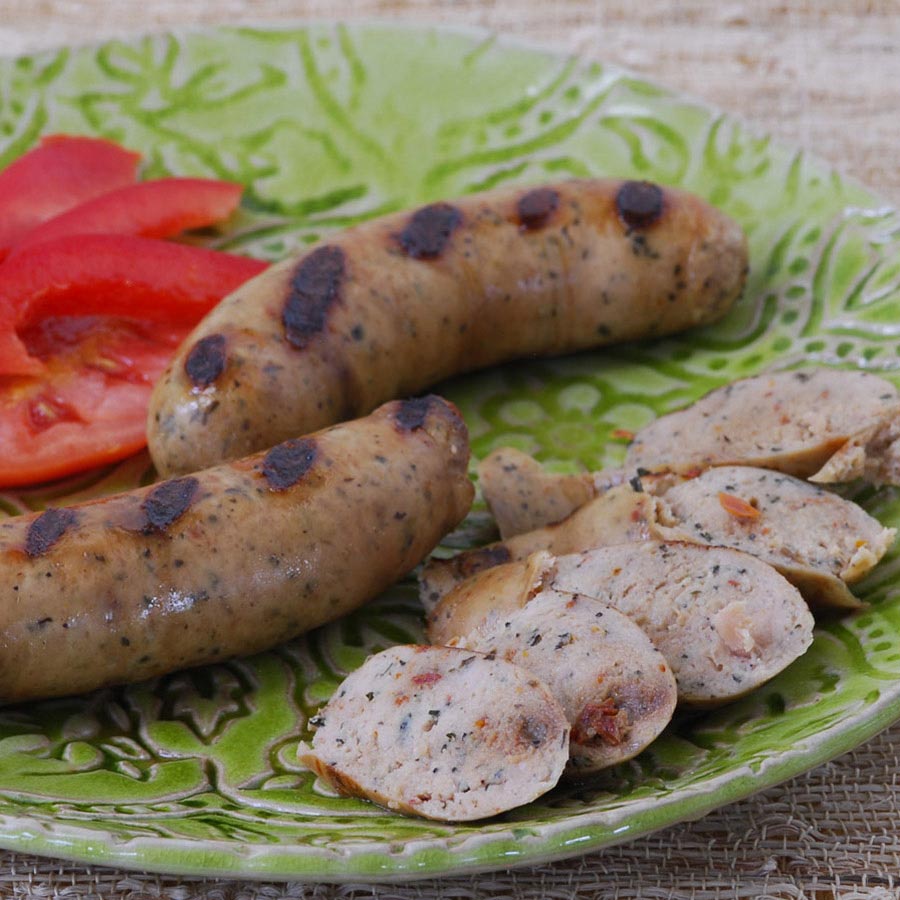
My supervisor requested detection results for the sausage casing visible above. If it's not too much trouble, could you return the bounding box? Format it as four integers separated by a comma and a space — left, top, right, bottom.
149, 178, 748, 475
0, 396, 473, 703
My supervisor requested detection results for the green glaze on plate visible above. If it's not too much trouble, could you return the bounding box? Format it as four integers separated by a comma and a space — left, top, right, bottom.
2, 22, 900, 882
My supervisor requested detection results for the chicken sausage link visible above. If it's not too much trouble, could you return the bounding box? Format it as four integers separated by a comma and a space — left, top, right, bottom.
148, 178, 748, 475
0, 396, 473, 703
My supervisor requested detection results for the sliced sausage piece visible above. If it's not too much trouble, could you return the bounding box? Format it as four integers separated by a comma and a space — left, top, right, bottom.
649, 466, 896, 609
478, 449, 694, 537
480, 370, 900, 537
477, 447, 605, 538
626, 369, 900, 483
550, 543, 815, 705
419, 484, 654, 609
427, 551, 558, 643
149, 178, 748, 475
0, 396, 473, 703
298, 644, 569, 821
811, 416, 900, 484
431, 543, 815, 706
446, 591, 677, 774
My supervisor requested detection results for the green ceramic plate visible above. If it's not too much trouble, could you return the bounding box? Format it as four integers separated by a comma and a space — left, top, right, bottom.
2, 22, 900, 883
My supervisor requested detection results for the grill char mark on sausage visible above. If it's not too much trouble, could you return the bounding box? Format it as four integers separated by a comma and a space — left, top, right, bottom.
615, 181, 665, 230
283, 246, 346, 349
262, 438, 319, 491
24, 508, 79, 558
397, 203, 462, 260
185, 334, 228, 388
138, 477, 200, 535
394, 396, 436, 432
516, 187, 560, 231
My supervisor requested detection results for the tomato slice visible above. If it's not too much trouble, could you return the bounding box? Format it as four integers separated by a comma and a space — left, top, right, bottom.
0, 135, 140, 261
10, 177, 244, 255
0, 317, 189, 487
0, 234, 267, 376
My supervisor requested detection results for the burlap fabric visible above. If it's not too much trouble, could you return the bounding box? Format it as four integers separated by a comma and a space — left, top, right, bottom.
1, 2, 899, 897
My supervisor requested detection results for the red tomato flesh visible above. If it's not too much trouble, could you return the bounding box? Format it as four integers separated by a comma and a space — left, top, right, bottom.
0, 135, 140, 261
10, 177, 244, 255
0, 316, 189, 487
0, 234, 267, 376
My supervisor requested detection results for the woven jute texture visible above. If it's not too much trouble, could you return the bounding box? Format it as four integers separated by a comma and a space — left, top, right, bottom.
2, 2, 900, 897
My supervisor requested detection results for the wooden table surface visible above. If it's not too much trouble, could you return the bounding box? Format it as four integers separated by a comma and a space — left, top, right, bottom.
1, 2, 900, 898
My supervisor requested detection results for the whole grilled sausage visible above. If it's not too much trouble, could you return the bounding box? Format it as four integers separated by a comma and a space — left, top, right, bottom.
148, 178, 748, 475
0, 396, 473, 703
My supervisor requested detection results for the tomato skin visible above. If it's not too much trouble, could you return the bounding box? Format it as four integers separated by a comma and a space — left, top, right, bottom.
10, 178, 244, 255
0, 135, 140, 260
0, 234, 268, 376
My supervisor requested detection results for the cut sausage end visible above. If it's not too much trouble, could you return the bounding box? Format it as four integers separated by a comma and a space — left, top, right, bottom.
551, 542, 815, 706
299, 645, 569, 821
454, 590, 677, 774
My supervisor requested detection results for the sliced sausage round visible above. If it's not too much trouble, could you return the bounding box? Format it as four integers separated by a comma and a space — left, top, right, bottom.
650, 465, 896, 608
419, 484, 654, 609
626, 369, 900, 483
430, 543, 815, 707
550, 542, 815, 705
298, 644, 569, 821
477, 447, 602, 539
448, 590, 677, 774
